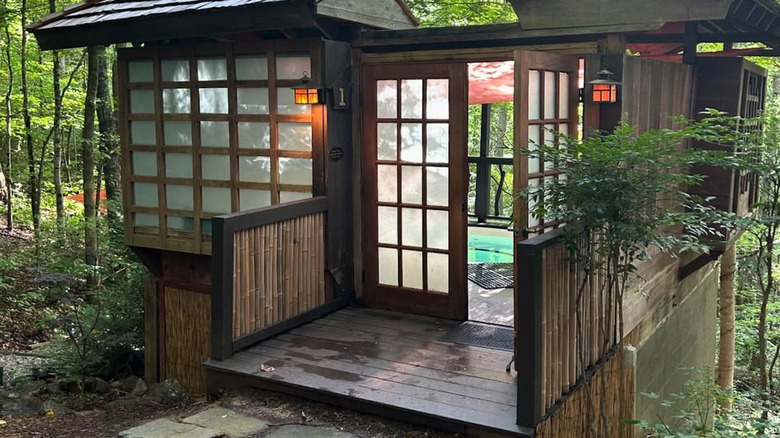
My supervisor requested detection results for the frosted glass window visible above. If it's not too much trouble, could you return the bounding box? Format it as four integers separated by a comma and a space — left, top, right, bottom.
426, 123, 448, 163
199, 88, 228, 114
529, 70, 541, 120
132, 152, 157, 177
133, 183, 158, 207
202, 187, 231, 213
200, 121, 229, 148
378, 248, 398, 286
161, 59, 189, 82
276, 55, 311, 80
162, 88, 191, 114
240, 189, 271, 210
278, 158, 312, 185
544, 124, 556, 171
166, 185, 193, 211
401, 208, 423, 247
401, 80, 422, 119
278, 88, 309, 115
280, 191, 312, 203
165, 153, 192, 178
130, 90, 154, 114
427, 210, 449, 250
402, 250, 423, 289
128, 60, 153, 83
238, 122, 270, 149
528, 125, 541, 174
559, 73, 570, 119
400, 123, 422, 163
427, 253, 449, 293
377, 80, 397, 119
278, 123, 312, 151
237, 88, 269, 114
377, 123, 397, 160
134, 213, 158, 228
163, 121, 192, 146
235, 56, 268, 80
401, 166, 422, 205
201, 155, 230, 181
378, 206, 398, 245
377, 165, 397, 203
544, 71, 556, 120
426, 167, 449, 206
201, 219, 212, 235
426, 79, 449, 120
197, 59, 227, 81
131, 121, 156, 145
239, 156, 270, 183
167, 216, 194, 232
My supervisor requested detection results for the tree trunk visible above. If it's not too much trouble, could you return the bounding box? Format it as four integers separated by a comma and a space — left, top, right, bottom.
21, 0, 40, 235
83, 46, 100, 288
717, 243, 737, 410
2, 23, 11, 230
51, 0, 64, 229
96, 46, 120, 230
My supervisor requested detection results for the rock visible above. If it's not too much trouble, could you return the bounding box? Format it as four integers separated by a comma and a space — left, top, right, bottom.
130, 378, 148, 397
45, 382, 63, 394
113, 376, 141, 393
40, 400, 74, 417
57, 378, 81, 394
0, 393, 41, 418
12, 379, 45, 396
144, 378, 189, 405
84, 377, 110, 394
265, 425, 356, 438
183, 407, 269, 437
119, 418, 222, 438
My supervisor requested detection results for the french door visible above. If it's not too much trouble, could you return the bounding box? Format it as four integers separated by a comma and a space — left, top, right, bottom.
362, 63, 467, 320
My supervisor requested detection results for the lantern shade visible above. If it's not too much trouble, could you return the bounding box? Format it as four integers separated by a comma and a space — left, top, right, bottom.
294, 87, 321, 105
592, 83, 618, 103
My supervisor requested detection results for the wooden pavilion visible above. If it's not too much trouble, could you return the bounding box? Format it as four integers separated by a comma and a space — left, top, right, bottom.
30, 0, 779, 436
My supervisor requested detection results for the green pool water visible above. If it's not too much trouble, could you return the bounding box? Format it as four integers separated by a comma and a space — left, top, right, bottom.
468, 233, 514, 263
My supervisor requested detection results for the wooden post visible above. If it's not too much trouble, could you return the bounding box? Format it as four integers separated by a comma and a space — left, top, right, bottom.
211, 216, 235, 361
516, 241, 544, 427
143, 274, 159, 384
683, 21, 699, 66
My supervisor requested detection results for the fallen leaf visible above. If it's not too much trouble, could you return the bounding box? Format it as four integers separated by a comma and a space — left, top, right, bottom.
260, 364, 276, 372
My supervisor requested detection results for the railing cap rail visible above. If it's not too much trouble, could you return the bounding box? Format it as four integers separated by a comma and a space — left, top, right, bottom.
516, 223, 583, 254
213, 196, 329, 233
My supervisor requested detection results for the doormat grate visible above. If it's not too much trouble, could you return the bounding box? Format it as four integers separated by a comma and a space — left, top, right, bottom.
467, 263, 513, 289
440, 321, 514, 352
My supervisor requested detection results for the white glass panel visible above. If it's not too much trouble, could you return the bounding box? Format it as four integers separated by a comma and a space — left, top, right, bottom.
239, 156, 270, 183
378, 247, 399, 286
240, 189, 270, 210
427, 253, 449, 293
200, 121, 229, 148
401, 166, 422, 205
377, 123, 397, 160
377, 165, 397, 203
132, 152, 157, 177
401, 79, 423, 119
131, 121, 156, 145
201, 219, 212, 235
426, 123, 448, 163
197, 59, 227, 81
130, 90, 154, 114
378, 206, 398, 245
201, 155, 230, 181
278, 158, 312, 185
235, 56, 268, 80
402, 250, 423, 289
277, 88, 309, 115
426, 79, 449, 119
544, 71, 556, 120
162, 88, 191, 114
401, 208, 423, 247
276, 55, 311, 80
426, 167, 449, 206
133, 213, 158, 228
202, 187, 231, 213
528, 125, 541, 174
400, 123, 422, 163
559, 72, 570, 120
528, 178, 540, 227
528, 70, 541, 120
559, 124, 569, 151
167, 216, 194, 232
237, 88, 269, 114
133, 183, 158, 207
238, 122, 270, 149
279, 191, 312, 203
164, 121, 192, 146
278, 122, 312, 151
544, 124, 555, 171
377, 80, 397, 119
161, 59, 189, 82
199, 88, 228, 114
128, 60, 153, 83
426, 210, 449, 250
166, 185, 193, 211
165, 153, 192, 178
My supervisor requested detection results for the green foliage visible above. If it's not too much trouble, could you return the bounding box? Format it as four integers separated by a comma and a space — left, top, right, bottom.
405, 0, 516, 26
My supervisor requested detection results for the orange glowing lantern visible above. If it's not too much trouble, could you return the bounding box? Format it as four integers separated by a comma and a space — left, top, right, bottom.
292, 71, 321, 105
588, 69, 620, 103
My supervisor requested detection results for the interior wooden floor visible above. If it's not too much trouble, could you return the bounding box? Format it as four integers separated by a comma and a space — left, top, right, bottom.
205, 307, 533, 437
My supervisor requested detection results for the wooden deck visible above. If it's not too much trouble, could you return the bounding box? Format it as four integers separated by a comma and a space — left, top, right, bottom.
205, 307, 533, 437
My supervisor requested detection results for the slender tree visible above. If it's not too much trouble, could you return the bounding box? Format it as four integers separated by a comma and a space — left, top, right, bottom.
1, 21, 11, 229
83, 46, 100, 287
96, 46, 120, 230
20, 0, 40, 234
717, 243, 737, 410
50, 0, 64, 228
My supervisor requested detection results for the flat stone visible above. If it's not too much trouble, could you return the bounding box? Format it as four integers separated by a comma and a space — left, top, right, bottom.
183, 407, 268, 438
118, 418, 222, 438
265, 425, 356, 438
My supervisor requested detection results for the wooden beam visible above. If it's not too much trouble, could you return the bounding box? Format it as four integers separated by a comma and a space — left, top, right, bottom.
627, 31, 779, 44
683, 21, 699, 65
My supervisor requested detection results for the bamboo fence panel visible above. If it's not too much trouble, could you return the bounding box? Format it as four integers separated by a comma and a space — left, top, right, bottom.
231, 212, 326, 340
163, 287, 211, 396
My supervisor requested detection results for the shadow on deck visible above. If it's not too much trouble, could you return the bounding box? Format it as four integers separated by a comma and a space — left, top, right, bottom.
204, 307, 533, 437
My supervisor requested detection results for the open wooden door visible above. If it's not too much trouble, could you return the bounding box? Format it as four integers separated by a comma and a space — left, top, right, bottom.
362, 63, 468, 320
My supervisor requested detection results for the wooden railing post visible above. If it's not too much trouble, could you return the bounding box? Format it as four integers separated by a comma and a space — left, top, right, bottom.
516, 241, 544, 427
211, 216, 234, 361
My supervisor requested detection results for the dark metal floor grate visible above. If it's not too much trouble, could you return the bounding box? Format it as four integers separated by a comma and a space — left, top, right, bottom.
467, 262, 513, 289
440, 321, 514, 352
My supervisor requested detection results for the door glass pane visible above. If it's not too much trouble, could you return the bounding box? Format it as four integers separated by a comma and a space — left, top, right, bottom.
166, 185, 193, 211
128, 60, 153, 83
377, 80, 397, 119
378, 247, 399, 286
377, 165, 397, 203
237, 88, 269, 114
377, 123, 397, 160
400, 123, 422, 162
201, 155, 230, 181
279, 191, 312, 203
402, 250, 423, 289
426, 123, 448, 163
528, 70, 541, 120
426, 167, 449, 206
167, 216, 194, 232
165, 153, 192, 178
161, 59, 189, 82
426, 79, 449, 119
559, 72, 570, 119
544, 71, 556, 120
240, 189, 270, 210
201, 219, 212, 235
278, 122, 312, 151
132, 152, 157, 177
401, 208, 422, 247
164, 121, 192, 146
200, 121, 229, 148
162, 88, 191, 114
134, 213, 158, 228
131, 121, 156, 145
278, 158, 312, 185
199, 88, 228, 114
528, 178, 540, 227
239, 156, 271, 183
544, 124, 556, 171
238, 122, 270, 149
401, 79, 422, 119
377, 206, 398, 245
559, 124, 569, 145
401, 166, 422, 205
427, 253, 449, 293
235, 56, 268, 80
202, 187, 232, 213
426, 210, 449, 250
276, 55, 311, 80
278, 88, 310, 115
197, 59, 227, 81
130, 90, 154, 114
528, 124, 541, 174
133, 183, 158, 207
